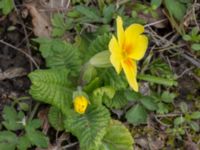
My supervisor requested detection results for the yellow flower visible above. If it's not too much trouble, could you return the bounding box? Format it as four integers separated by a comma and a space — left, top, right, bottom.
73, 96, 89, 114
109, 16, 148, 92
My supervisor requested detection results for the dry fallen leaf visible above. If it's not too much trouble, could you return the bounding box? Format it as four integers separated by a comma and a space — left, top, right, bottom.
25, 4, 52, 37
38, 108, 50, 134
0, 67, 27, 80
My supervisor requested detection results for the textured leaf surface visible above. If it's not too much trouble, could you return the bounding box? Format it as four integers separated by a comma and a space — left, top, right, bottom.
103, 91, 128, 109
48, 107, 65, 131
88, 34, 111, 59
64, 105, 110, 150
0, 131, 17, 150
2, 106, 24, 131
99, 120, 133, 150
28, 69, 72, 110
17, 136, 31, 150
33, 38, 81, 74
101, 68, 128, 90
126, 104, 147, 125
26, 128, 48, 148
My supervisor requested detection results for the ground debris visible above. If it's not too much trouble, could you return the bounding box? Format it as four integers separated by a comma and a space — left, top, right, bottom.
0, 67, 27, 80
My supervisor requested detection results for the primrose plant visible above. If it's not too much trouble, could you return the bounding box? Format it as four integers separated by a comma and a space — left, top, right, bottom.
28, 16, 149, 150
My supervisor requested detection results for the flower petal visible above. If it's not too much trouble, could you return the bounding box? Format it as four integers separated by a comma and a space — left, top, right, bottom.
110, 54, 122, 74
109, 35, 121, 53
128, 35, 148, 60
125, 24, 144, 39
109, 35, 122, 74
117, 16, 125, 47
122, 59, 138, 92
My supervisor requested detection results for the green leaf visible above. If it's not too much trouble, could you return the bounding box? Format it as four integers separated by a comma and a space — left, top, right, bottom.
190, 121, 199, 132
151, 0, 162, 9
164, 0, 187, 21
64, 105, 110, 150
26, 127, 49, 148
157, 102, 169, 114
28, 69, 72, 111
51, 13, 73, 37
179, 102, 188, 113
2, 106, 24, 131
101, 68, 128, 90
125, 104, 147, 125
140, 96, 157, 111
103, 91, 128, 109
138, 74, 177, 86
161, 91, 176, 103
191, 43, 200, 51
102, 4, 115, 23
93, 86, 115, 105
17, 136, 31, 150
82, 64, 97, 83
27, 119, 41, 129
183, 35, 191, 41
99, 120, 133, 150
191, 27, 199, 36
124, 90, 141, 102
76, 5, 100, 21
32, 38, 53, 58
33, 38, 81, 74
0, 131, 17, 150
48, 107, 65, 131
88, 34, 111, 60
174, 116, 185, 126
191, 111, 200, 120
0, 0, 14, 15
90, 50, 112, 68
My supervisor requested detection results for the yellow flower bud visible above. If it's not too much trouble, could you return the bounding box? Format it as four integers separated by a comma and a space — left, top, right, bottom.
73, 96, 89, 114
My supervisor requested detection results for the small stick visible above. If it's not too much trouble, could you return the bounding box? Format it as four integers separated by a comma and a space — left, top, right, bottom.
0, 40, 39, 69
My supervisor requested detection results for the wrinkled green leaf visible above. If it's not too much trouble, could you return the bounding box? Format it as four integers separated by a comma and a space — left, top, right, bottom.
93, 86, 115, 105
33, 38, 81, 74
0, 131, 17, 150
191, 111, 200, 120
29, 69, 72, 112
99, 120, 133, 150
126, 104, 147, 125
48, 107, 65, 131
26, 127, 48, 148
161, 91, 176, 103
2, 106, 24, 131
157, 102, 169, 114
17, 136, 31, 150
103, 91, 128, 109
141, 96, 157, 111
64, 105, 110, 150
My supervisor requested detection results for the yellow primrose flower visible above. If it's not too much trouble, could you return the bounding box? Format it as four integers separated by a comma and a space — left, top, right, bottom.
109, 16, 148, 92
73, 96, 89, 114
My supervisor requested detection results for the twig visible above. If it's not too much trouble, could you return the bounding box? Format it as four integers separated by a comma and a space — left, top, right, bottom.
181, 53, 200, 68
177, 67, 195, 78
0, 40, 39, 69
28, 102, 40, 121
144, 19, 168, 28
62, 142, 78, 150
13, 1, 34, 71
156, 113, 181, 118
